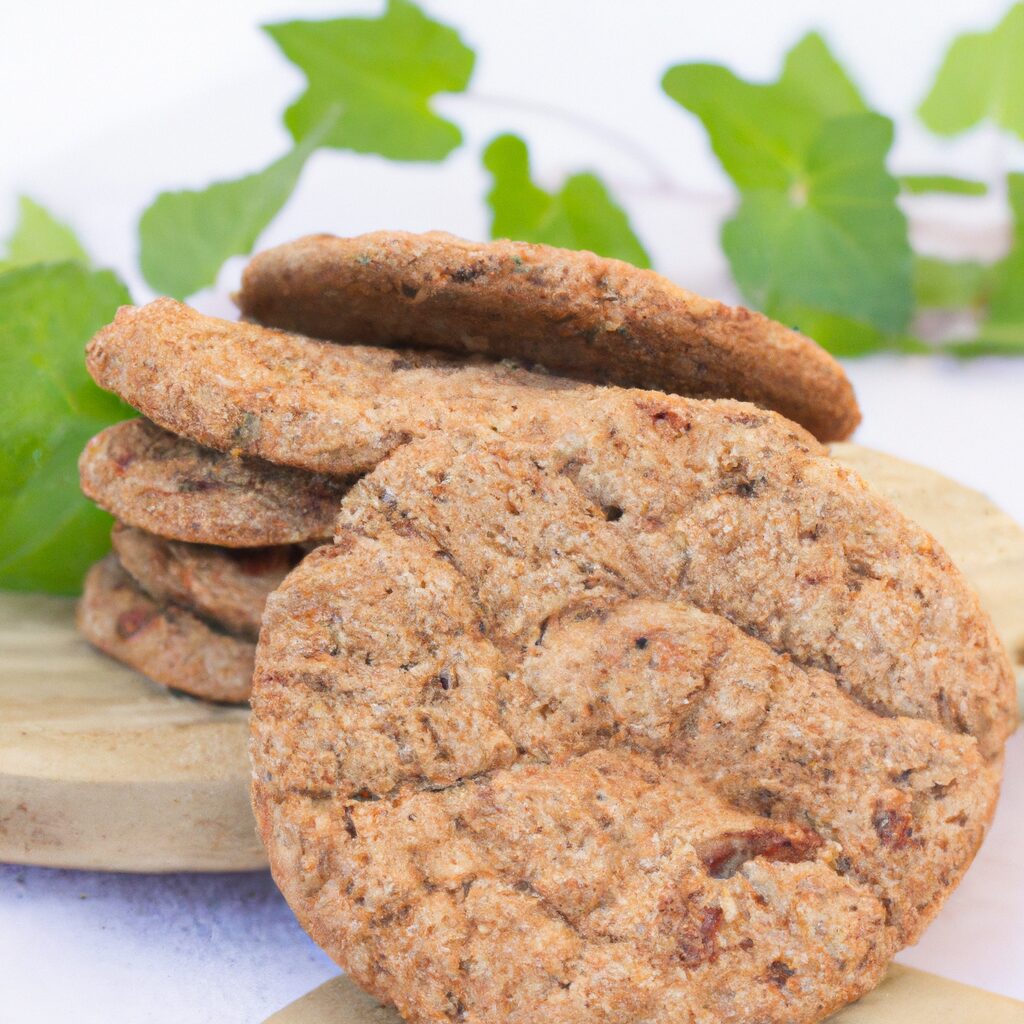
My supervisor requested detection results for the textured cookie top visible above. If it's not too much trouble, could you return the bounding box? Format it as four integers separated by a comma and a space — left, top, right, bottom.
79, 418, 351, 547
237, 231, 860, 442
251, 422, 1011, 1024
85, 300, 585, 477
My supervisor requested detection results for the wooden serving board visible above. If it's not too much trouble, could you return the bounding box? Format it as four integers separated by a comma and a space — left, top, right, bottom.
263, 963, 1024, 1024
1, 445, 1022, 872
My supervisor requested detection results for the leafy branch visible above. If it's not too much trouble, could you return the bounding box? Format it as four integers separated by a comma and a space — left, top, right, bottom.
130, 0, 1024, 358
5, 1, 1024, 594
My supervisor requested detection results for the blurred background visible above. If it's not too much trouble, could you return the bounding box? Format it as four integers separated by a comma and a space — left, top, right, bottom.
2, 2, 1023, 1022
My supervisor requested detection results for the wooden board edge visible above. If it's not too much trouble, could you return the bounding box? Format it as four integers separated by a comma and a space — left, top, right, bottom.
262, 963, 1024, 1024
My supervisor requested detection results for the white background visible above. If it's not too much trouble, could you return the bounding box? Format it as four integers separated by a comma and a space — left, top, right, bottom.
1, 2, 1023, 1021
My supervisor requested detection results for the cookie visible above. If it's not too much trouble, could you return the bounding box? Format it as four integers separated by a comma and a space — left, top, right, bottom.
111, 522, 308, 640
251, 428, 1009, 1024
78, 555, 254, 703
237, 231, 860, 442
87, 305, 1014, 751
79, 418, 350, 546
85, 300, 585, 477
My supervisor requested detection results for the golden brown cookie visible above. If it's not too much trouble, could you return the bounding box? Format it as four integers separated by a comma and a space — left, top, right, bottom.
85, 300, 584, 477
111, 523, 308, 640
237, 231, 860, 442
79, 418, 350, 547
89, 302, 1013, 751
78, 555, 253, 703
250, 423, 1012, 1024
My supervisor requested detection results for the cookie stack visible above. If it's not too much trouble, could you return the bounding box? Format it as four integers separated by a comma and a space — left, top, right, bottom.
78, 233, 1016, 1024
77, 417, 348, 701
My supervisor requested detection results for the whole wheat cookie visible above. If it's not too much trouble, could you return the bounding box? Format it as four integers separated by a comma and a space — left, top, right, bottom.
88, 304, 1013, 751
237, 231, 860, 442
251, 417, 1013, 1024
111, 523, 308, 639
79, 555, 254, 703
80, 418, 350, 546
85, 300, 585, 477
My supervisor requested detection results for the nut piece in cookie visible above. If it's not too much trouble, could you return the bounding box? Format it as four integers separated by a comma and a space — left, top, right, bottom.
79, 418, 349, 547
238, 231, 860, 442
112, 523, 309, 640
78, 554, 254, 703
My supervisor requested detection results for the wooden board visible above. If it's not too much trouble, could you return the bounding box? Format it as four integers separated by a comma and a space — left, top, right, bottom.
1, 445, 1022, 872
262, 963, 1024, 1024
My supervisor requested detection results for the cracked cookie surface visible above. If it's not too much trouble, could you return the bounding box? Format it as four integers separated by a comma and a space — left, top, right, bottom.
251, 419, 1012, 1024
238, 231, 860, 442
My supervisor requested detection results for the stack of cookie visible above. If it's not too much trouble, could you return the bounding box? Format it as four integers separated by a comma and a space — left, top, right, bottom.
77, 233, 1016, 1024
77, 417, 349, 701
76, 232, 860, 705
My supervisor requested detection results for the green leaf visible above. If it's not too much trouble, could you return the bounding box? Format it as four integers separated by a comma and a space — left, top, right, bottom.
722, 114, 911, 331
483, 134, 650, 268
958, 172, 1024, 353
919, 3, 1024, 139
900, 174, 987, 196
2, 196, 89, 270
663, 33, 912, 347
913, 256, 993, 309
138, 127, 324, 298
264, 0, 474, 161
0, 262, 132, 593
662, 32, 866, 191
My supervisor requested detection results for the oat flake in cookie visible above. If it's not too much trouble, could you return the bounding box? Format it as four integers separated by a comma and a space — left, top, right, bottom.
250, 408, 1013, 1024
238, 231, 860, 442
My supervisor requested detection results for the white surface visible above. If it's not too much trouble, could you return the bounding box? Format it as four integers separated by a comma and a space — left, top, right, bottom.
1, 2, 1023, 1022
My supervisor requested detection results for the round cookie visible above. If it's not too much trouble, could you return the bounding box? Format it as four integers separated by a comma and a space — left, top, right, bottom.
79, 555, 254, 703
80, 418, 350, 547
251, 415, 1012, 1024
111, 523, 309, 640
238, 231, 860, 442
87, 308, 1013, 750
85, 300, 586, 477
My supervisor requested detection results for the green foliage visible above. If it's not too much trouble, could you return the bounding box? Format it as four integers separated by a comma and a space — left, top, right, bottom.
663, 33, 913, 352
1, 196, 89, 270
900, 175, 987, 196
139, 127, 324, 298
0, 262, 132, 593
264, 0, 475, 161
919, 4, 1024, 139
954, 173, 1024, 354
483, 134, 650, 268
913, 257, 993, 309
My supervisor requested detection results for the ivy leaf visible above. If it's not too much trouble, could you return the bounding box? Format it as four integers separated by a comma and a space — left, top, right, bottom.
900, 175, 987, 196
913, 256, 994, 309
1, 196, 89, 270
662, 32, 866, 191
483, 134, 650, 268
264, 0, 474, 162
663, 33, 912, 344
919, 4, 1024, 140
0, 263, 132, 593
138, 124, 325, 299
954, 173, 1024, 355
